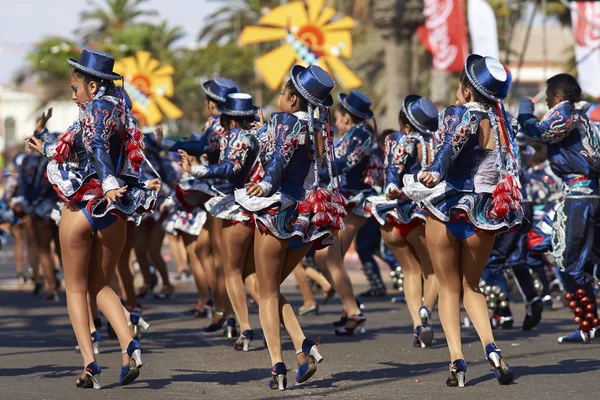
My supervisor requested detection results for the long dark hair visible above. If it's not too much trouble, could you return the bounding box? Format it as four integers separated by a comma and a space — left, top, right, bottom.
75, 69, 116, 94
459, 69, 495, 108
284, 79, 308, 112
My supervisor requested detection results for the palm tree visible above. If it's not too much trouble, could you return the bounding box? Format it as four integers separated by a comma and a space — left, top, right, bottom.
147, 21, 186, 62
372, 0, 425, 128
78, 0, 158, 41
197, 0, 281, 44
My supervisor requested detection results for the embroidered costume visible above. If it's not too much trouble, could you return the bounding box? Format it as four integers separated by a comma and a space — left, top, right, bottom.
42, 53, 154, 226
519, 99, 600, 286
235, 65, 343, 248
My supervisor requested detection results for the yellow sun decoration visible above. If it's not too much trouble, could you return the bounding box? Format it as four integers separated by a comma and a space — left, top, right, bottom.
239, 0, 362, 91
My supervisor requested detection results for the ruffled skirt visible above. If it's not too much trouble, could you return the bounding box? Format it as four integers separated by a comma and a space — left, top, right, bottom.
365, 195, 426, 227
234, 188, 334, 247
163, 207, 207, 236
344, 190, 375, 218
205, 194, 251, 223
402, 175, 522, 233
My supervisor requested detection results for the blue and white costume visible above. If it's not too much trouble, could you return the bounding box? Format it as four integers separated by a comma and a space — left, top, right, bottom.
403, 55, 523, 239
519, 99, 600, 287
194, 94, 260, 223
42, 51, 155, 228
235, 65, 342, 248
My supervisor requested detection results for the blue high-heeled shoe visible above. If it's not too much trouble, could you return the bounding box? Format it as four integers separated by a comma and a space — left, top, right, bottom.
129, 312, 150, 341
75, 331, 101, 355
485, 343, 513, 384
76, 361, 101, 389
203, 312, 225, 333
446, 359, 467, 387
119, 340, 143, 386
269, 362, 287, 391
223, 317, 238, 339
234, 330, 254, 352
295, 338, 324, 383
419, 306, 433, 346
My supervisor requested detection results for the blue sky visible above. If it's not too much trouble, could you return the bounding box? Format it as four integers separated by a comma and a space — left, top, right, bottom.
0, 0, 221, 84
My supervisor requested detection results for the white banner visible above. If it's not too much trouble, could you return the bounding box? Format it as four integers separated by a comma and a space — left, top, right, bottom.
467, 0, 499, 59
571, 2, 600, 97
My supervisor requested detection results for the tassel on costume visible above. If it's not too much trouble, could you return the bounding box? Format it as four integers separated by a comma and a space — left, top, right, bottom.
53, 129, 77, 162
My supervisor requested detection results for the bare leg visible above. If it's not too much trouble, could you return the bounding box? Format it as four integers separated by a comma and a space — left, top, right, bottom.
381, 225, 423, 327
33, 218, 58, 294
148, 222, 172, 291
253, 228, 287, 364
133, 222, 153, 290
24, 215, 40, 282
207, 215, 233, 317
116, 223, 136, 309
293, 265, 317, 309
407, 225, 438, 311
89, 219, 133, 365
221, 222, 253, 332
12, 224, 25, 276
305, 267, 332, 293
166, 232, 188, 276
196, 226, 225, 322
242, 244, 259, 303
183, 233, 210, 306
59, 206, 95, 366
425, 217, 462, 361
316, 213, 366, 317
461, 232, 497, 350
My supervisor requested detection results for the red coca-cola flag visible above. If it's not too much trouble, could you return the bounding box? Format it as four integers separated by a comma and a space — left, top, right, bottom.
417, 0, 469, 72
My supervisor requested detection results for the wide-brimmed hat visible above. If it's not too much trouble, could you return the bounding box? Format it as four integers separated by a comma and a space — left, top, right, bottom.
290, 65, 334, 108
464, 54, 511, 101
402, 95, 438, 134
338, 90, 373, 120
67, 49, 122, 81
217, 93, 259, 117
202, 78, 239, 103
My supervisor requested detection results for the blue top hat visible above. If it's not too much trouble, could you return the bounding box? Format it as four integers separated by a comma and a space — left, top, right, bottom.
464, 54, 511, 101
217, 93, 259, 117
67, 49, 122, 81
290, 65, 334, 108
202, 78, 240, 103
338, 90, 374, 120
403, 95, 439, 134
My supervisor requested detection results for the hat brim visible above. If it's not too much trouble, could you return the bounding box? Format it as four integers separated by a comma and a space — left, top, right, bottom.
464, 54, 505, 101
68, 59, 122, 81
202, 80, 226, 103
403, 95, 437, 134
217, 103, 259, 117
338, 93, 373, 120
290, 65, 333, 108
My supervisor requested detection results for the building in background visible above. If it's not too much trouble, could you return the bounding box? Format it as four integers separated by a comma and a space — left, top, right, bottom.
0, 84, 78, 166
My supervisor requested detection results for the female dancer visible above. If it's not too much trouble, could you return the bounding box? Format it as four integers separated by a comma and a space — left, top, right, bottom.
26, 49, 154, 388
236, 65, 340, 390
313, 89, 381, 335
403, 55, 522, 386
180, 92, 261, 351
171, 78, 238, 334
367, 95, 439, 347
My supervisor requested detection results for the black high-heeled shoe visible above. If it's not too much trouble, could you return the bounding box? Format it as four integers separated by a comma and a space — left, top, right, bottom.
334, 313, 366, 336
446, 359, 467, 387
76, 361, 101, 389
332, 310, 348, 328
269, 362, 287, 391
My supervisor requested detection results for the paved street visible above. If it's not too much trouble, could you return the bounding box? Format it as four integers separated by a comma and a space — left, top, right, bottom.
0, 244, 599, 400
